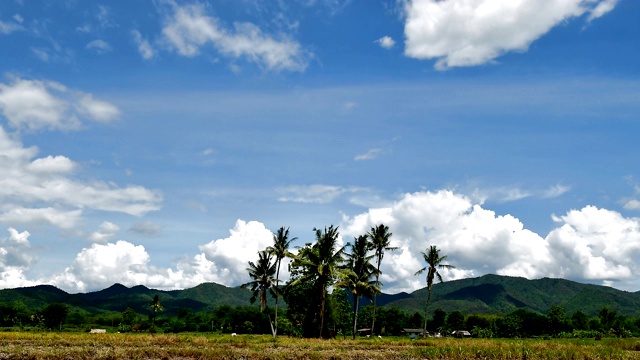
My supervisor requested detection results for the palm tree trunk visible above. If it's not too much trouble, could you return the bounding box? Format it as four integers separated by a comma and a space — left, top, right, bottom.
274, 259, 281, 338
423, 289, 432, 337
371, 263, 381, 334
352, 295, 360, 340
319, 286, 326, 338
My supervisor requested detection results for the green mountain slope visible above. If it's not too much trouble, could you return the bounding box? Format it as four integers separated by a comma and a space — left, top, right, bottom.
388, 274, 640, 317
2, 275, 639, 318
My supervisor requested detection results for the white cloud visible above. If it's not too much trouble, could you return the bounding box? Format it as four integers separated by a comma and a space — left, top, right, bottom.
547, 206, 640, 282
132, 29, 155, 60
0, 123, 162, 231
88, 221, 120, 243
76, 94, 120, 122
4, 195, 640, 294
623, 199, 640, 210
354, 148, 383, 161
160, 2, 310, 72
28, 155, 77, 173
129, 221, 162, 236
542, 184, 571, 199
376, 36, 395, 49
0, 207, 82, 229
403, 0, 617, 70
50, 240, 154, 292
0, 228, 38, 289
341, 190, 640, 293
0, 77, 119, 131
196, 220, 275, 286
0, 20, 23, 34
85, 39, 112, 54
277, 184, 360, 204
48, 220, 279, 292
588, 0, 617, 21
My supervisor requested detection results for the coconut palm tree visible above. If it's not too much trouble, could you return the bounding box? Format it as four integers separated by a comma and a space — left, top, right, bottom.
266, 226, 297, 337
290, 225, 345, 338
367, 224, 395, 334
415, 245, 455, 336
149, 294, 163, 327
242, 250, 277, 312
336, 234, 380, 339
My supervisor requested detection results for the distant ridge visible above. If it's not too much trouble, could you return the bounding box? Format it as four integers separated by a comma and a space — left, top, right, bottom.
0, 275, 639, 317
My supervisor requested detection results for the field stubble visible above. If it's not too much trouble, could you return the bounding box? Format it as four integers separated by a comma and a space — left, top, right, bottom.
0, 332, 638, 359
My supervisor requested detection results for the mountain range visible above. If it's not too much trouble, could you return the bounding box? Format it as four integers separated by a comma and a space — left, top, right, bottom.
2, 274, 639, 318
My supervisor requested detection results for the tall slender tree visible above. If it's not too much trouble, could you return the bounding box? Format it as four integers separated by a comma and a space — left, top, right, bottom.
242, 250, 277, 312
336, 234, 380, 339
149, 295, 163, 327
290, 225, 345, 338
414, 245, 455, 336
367, 224, 395, 334
266, 226, 297, 337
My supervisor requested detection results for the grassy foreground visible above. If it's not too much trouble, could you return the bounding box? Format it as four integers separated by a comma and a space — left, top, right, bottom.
0, 333, 639, 359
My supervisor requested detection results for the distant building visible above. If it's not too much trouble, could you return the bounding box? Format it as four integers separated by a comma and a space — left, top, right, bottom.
451, 330, 471, 337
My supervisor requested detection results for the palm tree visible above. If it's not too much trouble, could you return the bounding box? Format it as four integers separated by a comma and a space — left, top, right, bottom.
266, 226, 297, 337
290, 225, 345, 338
414, 245, 455, 337
242, 250, 277, 312
336, 235, 380, 339
149, 294, 163, 327
367, 224, 395, 334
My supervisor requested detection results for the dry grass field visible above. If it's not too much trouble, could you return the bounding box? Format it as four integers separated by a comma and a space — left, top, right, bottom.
0, 332, 639, 359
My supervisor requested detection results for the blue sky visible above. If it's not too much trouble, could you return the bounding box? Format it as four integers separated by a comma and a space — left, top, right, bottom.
1, 0, 640, 294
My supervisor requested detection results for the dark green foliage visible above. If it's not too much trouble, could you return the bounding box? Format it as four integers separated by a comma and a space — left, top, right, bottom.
41, 302, 69, 330
330, 289, 352, 338
547, 305, 569, 335
431, 308, 446, 332
444, 310, 465, 332
571, 310, 590, 330
288, 225, 346, 338
387, 274, 640, 318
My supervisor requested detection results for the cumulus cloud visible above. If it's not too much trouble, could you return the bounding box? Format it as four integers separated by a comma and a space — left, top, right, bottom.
403, 0, 618, 70
0, 77, 120, 131
341, 190, 640, 293
3, 194, 640, 294
0, 228, 38, 289
48, 220, 279, 292
196, 220, 276, 286
132, 29, 155, 60
50, 240, 154, 292
376, 36, 395, 49
160, 1, 310, 72
547, 206, 640, 281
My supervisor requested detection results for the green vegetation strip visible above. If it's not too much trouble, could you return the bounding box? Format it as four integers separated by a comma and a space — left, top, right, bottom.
0, 333, 638, 359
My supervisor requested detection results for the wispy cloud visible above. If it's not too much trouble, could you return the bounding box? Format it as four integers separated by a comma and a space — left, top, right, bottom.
542, 184, 571, 199
354, 148, 383, 161
159, 1, 311, 72
276, 184, 364, 204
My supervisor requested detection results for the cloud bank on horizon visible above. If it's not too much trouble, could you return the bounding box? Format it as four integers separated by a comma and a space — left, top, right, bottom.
0, 0, 638, 294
